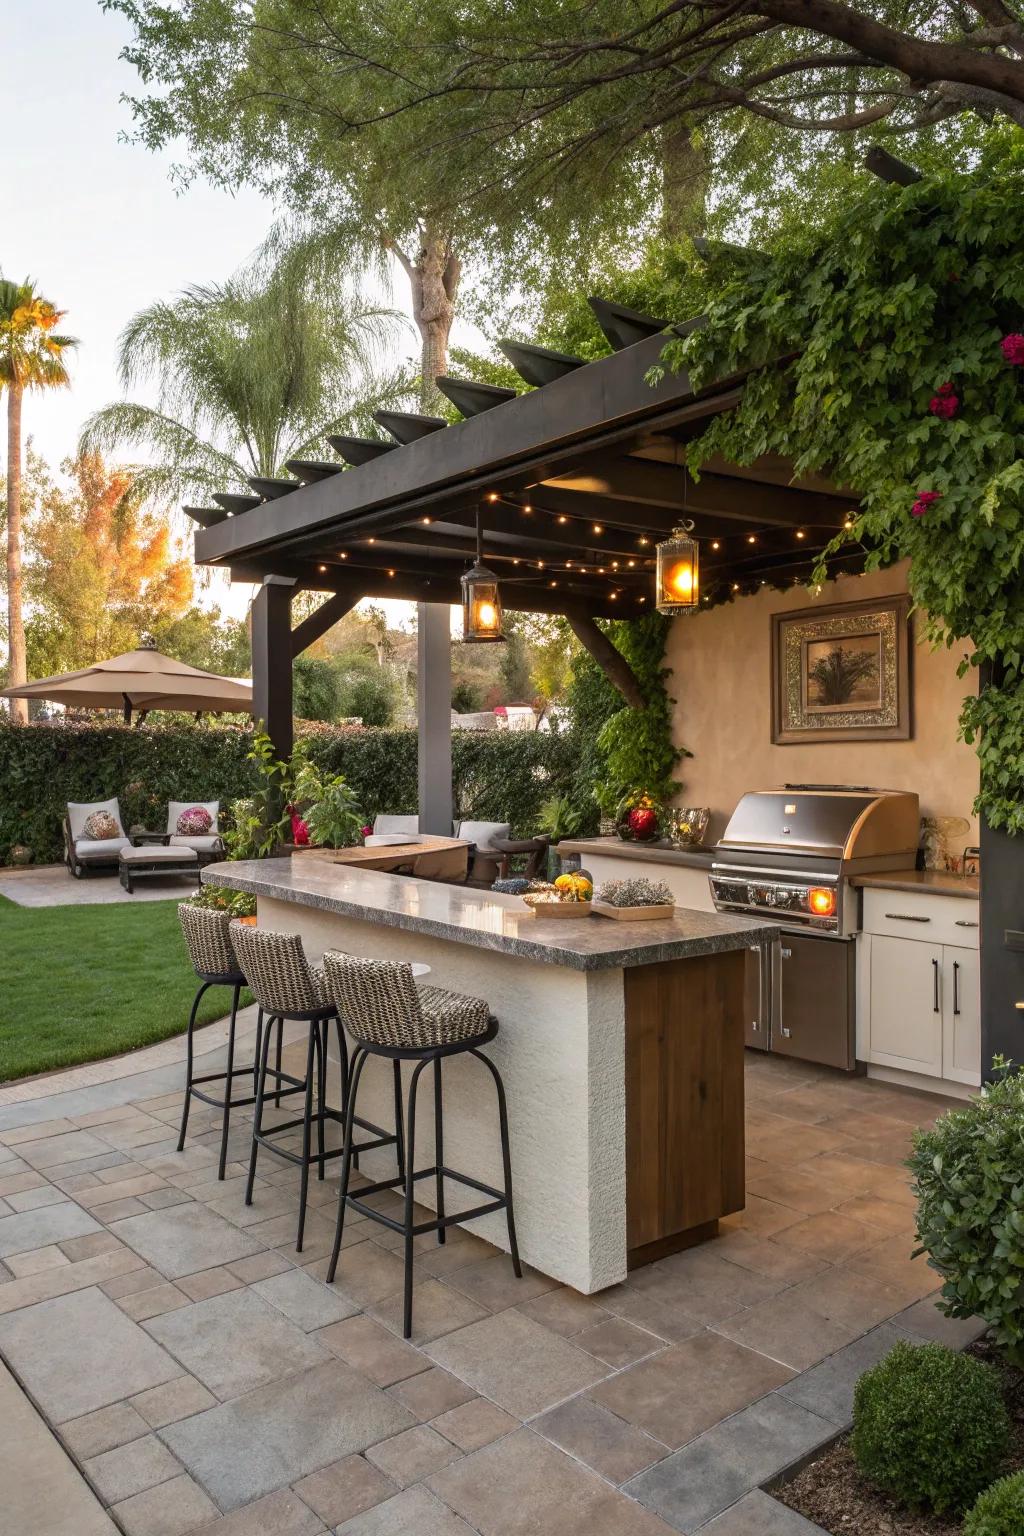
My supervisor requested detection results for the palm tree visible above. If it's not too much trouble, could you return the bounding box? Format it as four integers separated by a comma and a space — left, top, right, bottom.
81, 238, 410, 508
0, 279, 77, 722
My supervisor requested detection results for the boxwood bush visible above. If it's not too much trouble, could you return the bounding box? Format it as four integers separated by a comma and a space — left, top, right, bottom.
0, 720, 577, 865
908, 1062, 1024, 1364
964, 1472, 1024, 1536
852, 1340, 1009, 1513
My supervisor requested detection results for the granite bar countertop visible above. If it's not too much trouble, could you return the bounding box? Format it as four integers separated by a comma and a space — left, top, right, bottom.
203, 857, 775, 972
852, 869, 980, 899
557, 837, 716, 870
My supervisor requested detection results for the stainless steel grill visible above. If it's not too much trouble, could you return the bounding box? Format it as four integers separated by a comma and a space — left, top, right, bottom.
711, 785, 920, 1068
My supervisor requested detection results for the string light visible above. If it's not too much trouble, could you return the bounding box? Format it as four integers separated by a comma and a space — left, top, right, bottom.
422, 516, 432, 524
747, 534, 757, 544
796, 529, 806, 540
368, 537, 376, 544
522, 503, 533, 513
339, 552, 348, 560
711, 541, 720, 551
592, 524, 603, 534
486, 492, 499, 503
638, 537, 649, 546
557, 515, 568, 525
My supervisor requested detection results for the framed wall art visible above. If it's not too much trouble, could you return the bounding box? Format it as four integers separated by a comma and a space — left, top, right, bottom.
771, 595, 912, 744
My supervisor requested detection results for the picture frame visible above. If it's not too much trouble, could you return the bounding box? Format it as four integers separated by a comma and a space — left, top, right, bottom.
771, 595, 912, 744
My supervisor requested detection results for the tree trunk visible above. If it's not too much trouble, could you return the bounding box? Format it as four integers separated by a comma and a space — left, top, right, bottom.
395, 226, 462, 413
5, 385, 27, 724
662, 120, 710, 242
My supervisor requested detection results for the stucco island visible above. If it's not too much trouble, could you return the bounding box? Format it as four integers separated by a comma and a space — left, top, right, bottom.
202, 857, 777, 1294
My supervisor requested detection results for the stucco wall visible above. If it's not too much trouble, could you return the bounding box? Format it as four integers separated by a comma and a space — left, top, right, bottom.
665, 561, 979, 848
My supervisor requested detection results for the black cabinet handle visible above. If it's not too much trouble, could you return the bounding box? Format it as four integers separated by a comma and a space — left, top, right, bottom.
953, 959, 961, 1017
932, 956, 940, 1013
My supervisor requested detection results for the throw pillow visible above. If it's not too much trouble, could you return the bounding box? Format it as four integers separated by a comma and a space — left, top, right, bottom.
83, 810, 121, 841
176, 807, 213, 837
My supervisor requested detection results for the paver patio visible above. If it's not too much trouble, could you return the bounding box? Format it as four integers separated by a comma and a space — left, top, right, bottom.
0, 1015, 981, 1536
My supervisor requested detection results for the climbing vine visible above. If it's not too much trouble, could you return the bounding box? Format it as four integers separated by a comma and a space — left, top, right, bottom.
655, 129, 1024, 832
566, 613, 686, 825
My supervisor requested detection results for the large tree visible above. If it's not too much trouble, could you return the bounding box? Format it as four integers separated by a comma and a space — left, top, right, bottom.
105, 0, 705, 405
107, 1, 1019, 317
24, 451, 195, 675
0, 279, 77, 722
80, 236, 406, 504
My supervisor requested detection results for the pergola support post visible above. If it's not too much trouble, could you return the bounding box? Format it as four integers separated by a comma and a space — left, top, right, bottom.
565, 611, 646, 710
251, 576, 296, 762
417, 602, 453, 835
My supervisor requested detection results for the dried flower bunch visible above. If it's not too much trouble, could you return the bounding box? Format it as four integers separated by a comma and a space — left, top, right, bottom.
596, 877, 674, 908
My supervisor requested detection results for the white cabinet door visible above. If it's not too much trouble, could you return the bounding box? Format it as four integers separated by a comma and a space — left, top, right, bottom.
943, 945, 981, 1085
868, 935, 944, 1076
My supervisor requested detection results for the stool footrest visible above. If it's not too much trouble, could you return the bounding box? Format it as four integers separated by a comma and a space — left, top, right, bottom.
346, 1165, 509, 1238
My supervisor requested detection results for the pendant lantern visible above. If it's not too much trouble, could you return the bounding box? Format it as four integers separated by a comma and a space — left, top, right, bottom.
655, 519, 700, 615
461, 505, 505, 642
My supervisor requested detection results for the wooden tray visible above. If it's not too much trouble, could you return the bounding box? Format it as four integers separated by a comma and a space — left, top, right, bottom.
521, 899, 594, 918
591, 901, 676, 922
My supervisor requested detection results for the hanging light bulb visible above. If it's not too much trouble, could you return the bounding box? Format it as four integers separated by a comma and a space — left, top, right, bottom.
655, 519, 700, 615
461, 504, 505, 643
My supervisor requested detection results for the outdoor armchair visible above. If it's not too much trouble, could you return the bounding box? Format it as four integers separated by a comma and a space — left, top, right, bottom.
64, 798, 133, 879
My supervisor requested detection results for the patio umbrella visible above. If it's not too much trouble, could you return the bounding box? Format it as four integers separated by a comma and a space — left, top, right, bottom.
1, 642, 253, 723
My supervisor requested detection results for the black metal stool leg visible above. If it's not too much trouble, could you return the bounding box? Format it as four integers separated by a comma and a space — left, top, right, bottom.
246, 1015, 275, 1204
315, 1019, 326, 1181
403, 1059, 430, 1339
217, 983, 241, 1181
327, 1048, 368, 1284
274, 1017, 284, 1107
177, 980, 211, 1153
296, 1024, 317, 1252
253, 1007, 264, 1098
473, 1047, 523, 1277
393, 1061, 405, 1187
434, 1056, 446, 1245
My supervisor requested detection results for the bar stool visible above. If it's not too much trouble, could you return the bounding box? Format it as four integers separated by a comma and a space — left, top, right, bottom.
323, 952, 521, 1338
176, 905, 277, 1181
229, 923, 401, 1251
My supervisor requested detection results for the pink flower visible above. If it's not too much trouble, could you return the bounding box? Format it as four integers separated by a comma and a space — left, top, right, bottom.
290, 812, 310, 847
361, 824, 373, 838
929, 382, 959, 419
911, 491, 942, 519
1001, 334, 1024, 366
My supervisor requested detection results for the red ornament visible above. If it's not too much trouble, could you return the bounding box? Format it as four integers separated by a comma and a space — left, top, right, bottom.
627, 807, 659, 841
290, 812, 310, 846
1001, 334, 1024, 366
911, 490, 942, 519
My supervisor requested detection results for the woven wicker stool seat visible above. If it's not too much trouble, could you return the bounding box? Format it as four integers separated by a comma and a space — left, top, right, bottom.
176, 904, 272, 1182
323, 951, 521, 1339
230, 923, 399, 1252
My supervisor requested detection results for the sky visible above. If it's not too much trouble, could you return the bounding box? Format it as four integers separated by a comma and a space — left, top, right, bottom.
2, 0, 471, 628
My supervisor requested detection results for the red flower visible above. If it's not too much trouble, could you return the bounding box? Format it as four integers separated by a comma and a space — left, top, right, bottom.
1001, 334, 1024, 366
911, 491, 942, 519
290, 812, 310, 846
361, 824, 373, 838
929, 382, 959, 419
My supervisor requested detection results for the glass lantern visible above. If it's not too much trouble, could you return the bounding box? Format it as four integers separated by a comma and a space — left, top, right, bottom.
461, 504, 505, 642
461, 559, 504, 643
655, 521, 700, 615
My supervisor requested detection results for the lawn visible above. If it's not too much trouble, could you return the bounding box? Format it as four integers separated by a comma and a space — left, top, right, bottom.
0, 896, 247, 1082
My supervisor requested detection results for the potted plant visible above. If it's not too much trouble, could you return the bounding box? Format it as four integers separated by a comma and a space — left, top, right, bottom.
520, 872, 593, 918
184, 885, 258, 924
535, 794, 584, 879
592, 877, 675, 922
291, 756, 364, 851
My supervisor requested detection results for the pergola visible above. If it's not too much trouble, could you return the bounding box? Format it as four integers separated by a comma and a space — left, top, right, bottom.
189, 297, 864, 828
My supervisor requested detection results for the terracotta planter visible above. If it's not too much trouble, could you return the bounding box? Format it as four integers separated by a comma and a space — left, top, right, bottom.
236, 914, 258, 927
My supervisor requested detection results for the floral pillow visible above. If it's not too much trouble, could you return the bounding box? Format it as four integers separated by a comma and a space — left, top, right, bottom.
83, 810, 121, 841
176, 806, 213, 837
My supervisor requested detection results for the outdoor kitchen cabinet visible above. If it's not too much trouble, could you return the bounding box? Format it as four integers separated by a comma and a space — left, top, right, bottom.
860, 889, 981, 1087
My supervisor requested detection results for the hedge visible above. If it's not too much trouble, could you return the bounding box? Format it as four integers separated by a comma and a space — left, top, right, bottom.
0, 720, 578, 865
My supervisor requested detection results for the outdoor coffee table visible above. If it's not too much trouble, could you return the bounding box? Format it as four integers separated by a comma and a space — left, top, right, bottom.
119, 843, 201, 894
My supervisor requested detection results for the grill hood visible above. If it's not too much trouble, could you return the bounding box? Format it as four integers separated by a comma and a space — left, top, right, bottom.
718, 786, 920, 862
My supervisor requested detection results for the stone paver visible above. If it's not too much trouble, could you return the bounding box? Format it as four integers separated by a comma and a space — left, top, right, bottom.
144, 1289, 329, 1400
0, 1358, 118, 1536
0, 1041, 959, 1536
625, 1393, 835, 1530
0, 1201, 102, 1257
0, 1287, 182, 1421
109, 1206, 265, 1279
160, 1361, 415, 1510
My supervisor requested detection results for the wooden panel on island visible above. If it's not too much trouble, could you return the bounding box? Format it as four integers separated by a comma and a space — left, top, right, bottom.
302, 836, 469, 882
625, 950, 746, 1268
